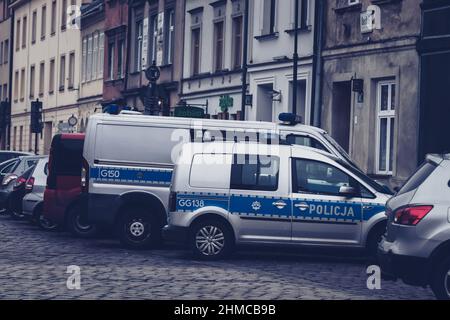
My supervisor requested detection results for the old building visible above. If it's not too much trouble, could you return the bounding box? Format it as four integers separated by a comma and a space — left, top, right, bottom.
124, 0, 185, 114
78, 0, 104, 130
417, 0, 450, 160
319, 0, 421, 187
9, 0, 85, 154
0, 0, 12, 149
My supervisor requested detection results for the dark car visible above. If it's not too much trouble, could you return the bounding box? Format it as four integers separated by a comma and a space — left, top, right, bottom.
44, 134, 95, 237
0, 155, 46, 214
0, 151, 33, 164
8, 166, 36, 219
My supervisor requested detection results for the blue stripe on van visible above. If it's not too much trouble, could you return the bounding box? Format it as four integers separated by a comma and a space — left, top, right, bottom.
90, 167, 173, 186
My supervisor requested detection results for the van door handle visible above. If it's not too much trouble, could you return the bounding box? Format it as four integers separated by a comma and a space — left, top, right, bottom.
272, 201, 287, 209
363, 205, 374, 210
295, 203, 310, 210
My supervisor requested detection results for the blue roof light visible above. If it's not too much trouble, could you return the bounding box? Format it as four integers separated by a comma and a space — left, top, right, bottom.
279, 113, 303, 125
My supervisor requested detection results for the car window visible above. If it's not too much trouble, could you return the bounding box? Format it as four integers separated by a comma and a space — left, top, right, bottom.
0, 161, 18, 174
397, 161, 437, 195
231, 155, 279, 191
285, 134, 328, 152
26, 159, 39, 169
293, 159, 358, 196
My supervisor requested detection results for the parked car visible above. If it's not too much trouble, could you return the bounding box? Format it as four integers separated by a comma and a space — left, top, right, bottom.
0, 151, 33, 164
9, 165, 37, 219
22, 157, 56, 230
378, 153, 450, 300
84, 112, 380, 249
164, 142, 392, 260
43, 134, 94, 236
0, 155, 45, 213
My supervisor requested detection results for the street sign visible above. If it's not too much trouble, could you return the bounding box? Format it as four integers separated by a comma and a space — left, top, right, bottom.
57, 122, 72, 133
68, 115, 78, 127
174, 106, 205, 119
145, 64, 161, 82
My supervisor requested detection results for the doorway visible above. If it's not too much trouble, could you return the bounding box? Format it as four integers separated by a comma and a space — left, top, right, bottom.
43, 122, 53, 155
331, 81, 352, 152
289, 80, 307, 124
256, 83, 274, 122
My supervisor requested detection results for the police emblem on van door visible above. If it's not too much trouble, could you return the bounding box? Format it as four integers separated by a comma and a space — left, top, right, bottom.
251, 201, 261, 211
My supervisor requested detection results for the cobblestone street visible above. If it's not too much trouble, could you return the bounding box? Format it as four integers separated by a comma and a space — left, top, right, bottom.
0, 214, 434, 300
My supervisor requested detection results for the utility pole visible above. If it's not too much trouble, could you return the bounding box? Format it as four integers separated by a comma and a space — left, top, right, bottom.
240, 0, 249, 121
292, 0, 299, 115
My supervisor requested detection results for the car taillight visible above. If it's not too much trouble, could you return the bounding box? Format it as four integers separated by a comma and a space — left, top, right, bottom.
169, 192, 177, 212
2, 174, 17, 186
13, 176, 27, 189
81, 158, 89, 193
393, 205, 433, 226
25, 177, 35, 191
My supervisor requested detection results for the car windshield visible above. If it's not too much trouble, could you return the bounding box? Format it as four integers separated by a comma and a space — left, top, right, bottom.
337, 158, 388, 194
322, 133, 355, 166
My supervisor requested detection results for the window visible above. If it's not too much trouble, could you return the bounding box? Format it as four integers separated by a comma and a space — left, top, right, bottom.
3, 39, 8, 63
51, 138, 83, 176
191, 28, 201, 75
49, 58, 55, 93
59, 55, 66, 91
376, 81, 396, 174
285, 134, 328, 151
14, 71, 18, 101
3, 84, 7, 102
87, 35, 92, 80
0, 41, 3, 65
231, 155, 280, 191
189, 154, 232, 189
98, 32, 104, 78
165, 9, 175, 65
61, 0, 67, 30
51, 1, 56, 35
81, 37, 87, 82
15, 19, 20, 51
293, 159, 357, 196
13, 126, 16, 150
68, 52, 75, 89
29, 65, 35, 98
39, 62, 45, 96
296, 0, 309, 28
31, 10, 37, 44
150, 15, 158, 64
262, 0, 276, 35
135, 19, 143, 71
22, 15, 27, 48
92, 33, 98, 79
232, 15, 243, 69
397, 161, 437, 196
19, 126, 23, 151
108, 42, 114, 80
41, 5, 46, 39
117, 39, 124, 78
213, 21, 224, 72
20, 68, 25, 100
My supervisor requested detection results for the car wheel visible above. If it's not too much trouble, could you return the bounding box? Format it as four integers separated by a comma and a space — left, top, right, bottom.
431, 257, 450, 300
190, 219, 234, 261
367, 222, 387, 259
66, 202, 97, 238
117, 206, 162, 250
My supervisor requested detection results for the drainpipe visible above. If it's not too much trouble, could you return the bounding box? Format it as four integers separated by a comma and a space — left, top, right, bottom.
240, 0, 249, 121
7, 8, 15, 150
311, 0, 324, 127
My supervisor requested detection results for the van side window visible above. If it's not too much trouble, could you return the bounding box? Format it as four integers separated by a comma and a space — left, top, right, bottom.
293, 158, 358, 196
231, 154, 279, 191
285, 134, 327, 152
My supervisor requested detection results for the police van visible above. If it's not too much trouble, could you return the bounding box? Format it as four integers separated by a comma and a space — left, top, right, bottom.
83, 112, 387, 249
164, 142, 391, 260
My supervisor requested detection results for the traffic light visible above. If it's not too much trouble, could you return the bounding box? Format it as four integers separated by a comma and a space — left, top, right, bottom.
30, 100, 43, 134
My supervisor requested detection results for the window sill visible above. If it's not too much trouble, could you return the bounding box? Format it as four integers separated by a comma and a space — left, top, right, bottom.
38, 93, 44, 98
59, 86, 65, 92
49, 91, 54, 95
159, 63, 173, 69
50, 32, 56, 37
41, 36, 45, 41
285, 25, 312, 34
254, 32, 279, 41
372, 0, 402, 5
334, 3, 362, 14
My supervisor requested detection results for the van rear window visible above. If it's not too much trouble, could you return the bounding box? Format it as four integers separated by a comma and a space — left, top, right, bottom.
52, 139, 84, 176
231, 155, 280, 191
397, 161, 437, 195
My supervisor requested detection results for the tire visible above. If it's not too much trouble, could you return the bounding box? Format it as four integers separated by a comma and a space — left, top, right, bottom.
367, 222, 387, 258
431, 257, 450, 300
190, 218, 234, 261
117, 206, 162, 250
34, 206, 58, 231
66, 202, 97, 238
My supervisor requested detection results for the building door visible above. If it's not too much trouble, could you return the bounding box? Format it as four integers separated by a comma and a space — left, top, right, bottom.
43, 122, 53, 155
256, 83, 274, 122
331, 81, 351, 152
289, 80, 307, 124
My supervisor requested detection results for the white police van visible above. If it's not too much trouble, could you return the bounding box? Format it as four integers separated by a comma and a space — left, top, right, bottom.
83, 112, 388, 249
164, 142, 391, 260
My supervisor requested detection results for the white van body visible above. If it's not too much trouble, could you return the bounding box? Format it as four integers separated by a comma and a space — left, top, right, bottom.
83, 113, 363, 248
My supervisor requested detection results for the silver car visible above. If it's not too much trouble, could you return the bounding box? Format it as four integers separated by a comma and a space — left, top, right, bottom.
22, 157, 56, 230
378, 154, 450, 300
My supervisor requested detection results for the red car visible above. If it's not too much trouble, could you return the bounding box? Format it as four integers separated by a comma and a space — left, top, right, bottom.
44, 133, 96, 237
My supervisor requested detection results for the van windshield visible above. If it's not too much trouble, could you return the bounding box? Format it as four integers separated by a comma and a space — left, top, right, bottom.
322, 133, 355, 167
337, 159, 388, 194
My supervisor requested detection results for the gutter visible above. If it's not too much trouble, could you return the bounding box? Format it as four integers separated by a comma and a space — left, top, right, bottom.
311, 0, 324, 127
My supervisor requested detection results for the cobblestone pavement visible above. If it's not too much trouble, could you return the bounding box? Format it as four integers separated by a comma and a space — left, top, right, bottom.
0, 214, 435, 300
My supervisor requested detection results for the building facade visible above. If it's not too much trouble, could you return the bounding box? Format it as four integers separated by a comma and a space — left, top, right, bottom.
320, 0, 421, 187
78, 0, 104, 130
0, 0, 12, 149
9, 0, 85, 154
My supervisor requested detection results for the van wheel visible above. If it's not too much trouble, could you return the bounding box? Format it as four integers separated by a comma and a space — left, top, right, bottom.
34, 206, 57, 231
190, 219, 234, 261
367, 222, 387, 259
431, 257, 450, 300
117, 206, 162, 250
66, 203, 97, 238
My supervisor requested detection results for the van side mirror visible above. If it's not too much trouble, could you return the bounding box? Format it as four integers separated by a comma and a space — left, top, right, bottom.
339, 186, 358, 198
